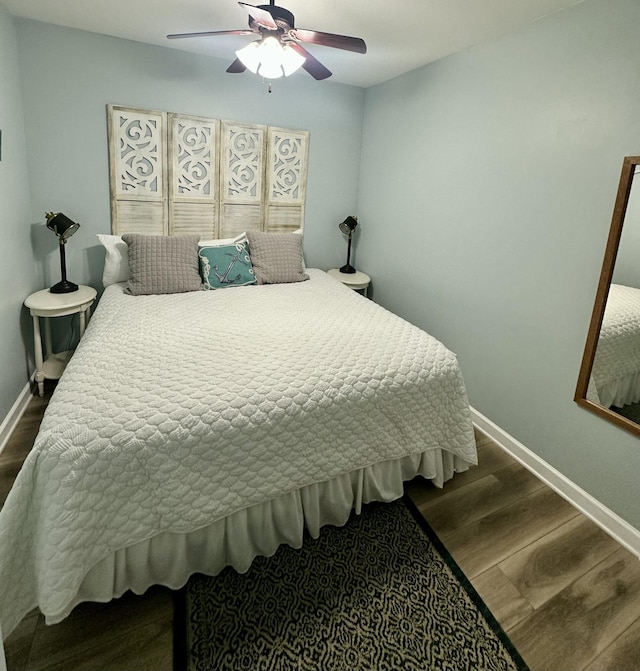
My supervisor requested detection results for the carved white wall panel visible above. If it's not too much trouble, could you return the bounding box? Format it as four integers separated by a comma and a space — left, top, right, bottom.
109, 107, 307, 239
267, 128, 308, 204
221, 122, 266, 203
108, 105, 168, 235
169, 115, 219, 238
265, 128, 308, 232
110, 107, 165, 197
170, 115, 218, 200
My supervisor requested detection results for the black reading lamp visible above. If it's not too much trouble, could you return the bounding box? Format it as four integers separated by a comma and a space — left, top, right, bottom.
45, 212, 80, 293
338, 215, 358, 274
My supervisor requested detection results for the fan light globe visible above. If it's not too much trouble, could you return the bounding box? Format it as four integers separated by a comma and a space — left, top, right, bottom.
236, 37, 305, 79
281, 45, 305, 76
236, 41, 261, 73
257, 38, 285, 79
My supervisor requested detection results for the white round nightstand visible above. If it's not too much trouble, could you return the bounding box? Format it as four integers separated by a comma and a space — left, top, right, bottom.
24, 286, 97, 396
327, 269, 371, 297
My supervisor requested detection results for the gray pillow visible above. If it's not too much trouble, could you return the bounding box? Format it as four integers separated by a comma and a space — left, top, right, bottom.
122, 234, 202, 295
245, 231, 309, 285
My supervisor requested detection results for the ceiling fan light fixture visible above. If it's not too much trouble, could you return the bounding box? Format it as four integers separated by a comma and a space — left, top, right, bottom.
236, 36, 305, 79
169, 1, 366, 82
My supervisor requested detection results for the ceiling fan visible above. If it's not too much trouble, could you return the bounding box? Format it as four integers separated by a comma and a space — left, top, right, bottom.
167, 0, 367, 81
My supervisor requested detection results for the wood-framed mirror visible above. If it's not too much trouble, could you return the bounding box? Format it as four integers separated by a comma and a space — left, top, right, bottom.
575, 156, 640, 435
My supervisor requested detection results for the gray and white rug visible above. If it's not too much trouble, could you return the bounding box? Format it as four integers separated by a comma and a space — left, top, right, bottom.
175, 498, 528, 671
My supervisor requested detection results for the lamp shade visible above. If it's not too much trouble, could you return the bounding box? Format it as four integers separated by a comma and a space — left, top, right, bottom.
338, 216, 358, 274
46, 212, 80, 241
236, 37, 305, 79
339, 216, 358, 237
45, 212, 80, 293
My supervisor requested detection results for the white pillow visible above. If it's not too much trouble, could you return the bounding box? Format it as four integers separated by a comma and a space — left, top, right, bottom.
198, 232, 247, 247
292, 228, 305, 267
97, 234, 130, 287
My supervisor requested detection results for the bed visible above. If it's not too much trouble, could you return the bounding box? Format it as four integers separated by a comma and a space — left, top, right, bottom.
589, 283, 640, 408
0, 231, 476, 646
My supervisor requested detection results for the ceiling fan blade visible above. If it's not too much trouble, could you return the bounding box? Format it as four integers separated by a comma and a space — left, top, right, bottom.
226, 58, 247, 74
290, 29, 367, 54
167, 29, 254, 40
288, 43, 332, 80
238, 2, 278, 30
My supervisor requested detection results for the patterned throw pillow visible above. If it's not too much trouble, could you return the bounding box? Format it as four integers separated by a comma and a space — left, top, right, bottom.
199, 241, 257, 289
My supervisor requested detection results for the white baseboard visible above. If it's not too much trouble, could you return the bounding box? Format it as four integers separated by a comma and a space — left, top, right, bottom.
0, 379, 34, 458
470, 406, 640, 560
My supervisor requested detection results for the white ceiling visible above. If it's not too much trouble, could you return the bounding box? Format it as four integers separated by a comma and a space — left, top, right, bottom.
5, 0, 583, 87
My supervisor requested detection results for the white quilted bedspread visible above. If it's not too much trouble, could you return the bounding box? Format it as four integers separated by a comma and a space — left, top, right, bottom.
592, 283, 640, 406
0, 269, 475, 637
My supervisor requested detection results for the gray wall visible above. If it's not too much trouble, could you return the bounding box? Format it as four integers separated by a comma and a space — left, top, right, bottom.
358, 0, 640, 527
15, 19, 365, 291
0, 5, 37, 422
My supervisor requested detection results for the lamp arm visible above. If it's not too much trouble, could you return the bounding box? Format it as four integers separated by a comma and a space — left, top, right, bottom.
59, 238, 68, 283
50, 236, 78, 293
339, 232, 356, 274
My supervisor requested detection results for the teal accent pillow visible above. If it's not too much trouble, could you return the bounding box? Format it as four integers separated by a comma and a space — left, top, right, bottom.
199, 242, 257, 289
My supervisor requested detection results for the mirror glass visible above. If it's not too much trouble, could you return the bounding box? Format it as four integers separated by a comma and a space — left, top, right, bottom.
575, 156, 640, 435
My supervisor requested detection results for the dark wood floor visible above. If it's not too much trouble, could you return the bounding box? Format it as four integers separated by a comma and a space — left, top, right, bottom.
3, 383, 640, 670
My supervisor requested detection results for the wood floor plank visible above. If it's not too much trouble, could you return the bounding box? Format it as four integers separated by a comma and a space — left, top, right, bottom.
416, 462, 545, 535
0, 390, 49, 467
32, 617, 173, 671
434, 486, 579, 578
508, 547, 640, 671
0, 459, 23, 502
26, 587, 173, 671
498, 515, 621, 609
3, 611, 38, 671
584, 616, 640, 671
471, 566, 533, 631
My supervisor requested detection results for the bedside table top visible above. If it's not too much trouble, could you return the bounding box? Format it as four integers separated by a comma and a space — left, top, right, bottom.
327, 269, 371, 290
25, 285, 97, 314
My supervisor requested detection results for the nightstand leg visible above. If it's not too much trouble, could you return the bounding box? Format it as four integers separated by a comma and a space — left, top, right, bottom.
44, 318, 52, 359
32, 315, 45, 397
79, 309, 87, 337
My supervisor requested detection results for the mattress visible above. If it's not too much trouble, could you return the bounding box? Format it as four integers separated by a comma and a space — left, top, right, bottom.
591, 283, 640, 407
0, 269, 476, 640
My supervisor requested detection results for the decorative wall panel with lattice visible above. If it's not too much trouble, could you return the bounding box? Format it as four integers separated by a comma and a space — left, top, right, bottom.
266, 127, 308, 232
108, 106, 167, 236
169, 114, 219, 238
107, 105, 308, 238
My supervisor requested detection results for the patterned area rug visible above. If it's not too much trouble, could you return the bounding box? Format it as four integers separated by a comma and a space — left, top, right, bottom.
613, 401, 640, 424
174, 498, 528, 671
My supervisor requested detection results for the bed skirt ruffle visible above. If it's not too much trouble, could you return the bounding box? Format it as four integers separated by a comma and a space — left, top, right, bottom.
46, 448, 472, 625
596, 369, 640, 408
